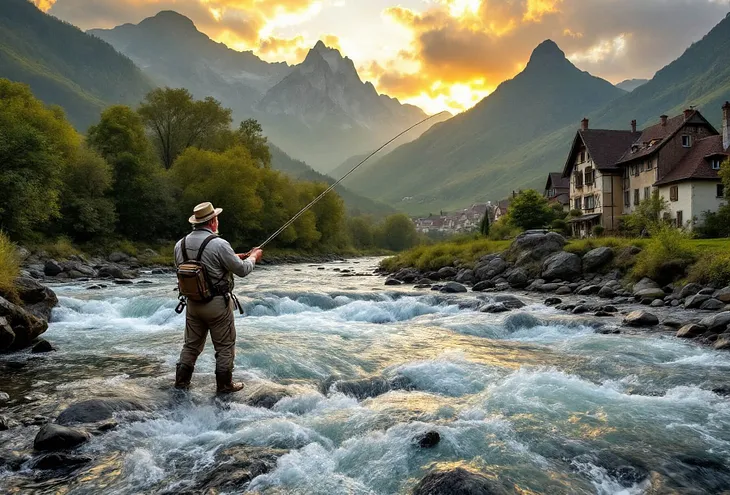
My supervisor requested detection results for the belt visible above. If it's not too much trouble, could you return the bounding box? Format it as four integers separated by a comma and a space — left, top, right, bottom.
175, 292, 244, 315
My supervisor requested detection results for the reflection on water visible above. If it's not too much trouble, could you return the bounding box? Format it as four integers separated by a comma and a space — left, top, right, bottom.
1, 259, 730, 494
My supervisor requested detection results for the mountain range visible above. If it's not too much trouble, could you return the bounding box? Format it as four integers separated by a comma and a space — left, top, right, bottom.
340, 14, 730, 214
89, 11, 444, 172
616, 79, 649, 92
0, 0, 152, 130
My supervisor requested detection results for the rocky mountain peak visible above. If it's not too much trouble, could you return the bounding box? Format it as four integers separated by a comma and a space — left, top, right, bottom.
527, 39, 568, 68
138, 10, 196, 32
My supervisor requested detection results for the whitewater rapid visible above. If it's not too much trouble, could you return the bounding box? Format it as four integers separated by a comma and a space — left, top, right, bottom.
1, 259, 730, 494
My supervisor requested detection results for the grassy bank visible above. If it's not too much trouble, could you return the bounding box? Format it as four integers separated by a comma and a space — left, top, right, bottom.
381, 233, 730, 287
0, 233, 20, 299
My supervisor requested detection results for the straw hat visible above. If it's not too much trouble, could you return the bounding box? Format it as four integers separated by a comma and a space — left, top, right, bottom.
189, 202, 223, 224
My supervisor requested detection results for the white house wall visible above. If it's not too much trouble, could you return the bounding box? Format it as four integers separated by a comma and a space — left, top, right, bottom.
660, 181, 724, 228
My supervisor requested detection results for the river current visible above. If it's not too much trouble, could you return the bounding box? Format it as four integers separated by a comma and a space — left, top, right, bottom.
2, 259, 730, 494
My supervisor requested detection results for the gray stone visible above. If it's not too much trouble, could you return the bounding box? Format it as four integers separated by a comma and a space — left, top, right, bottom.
384, 278, 402, 286
472, 281, 495, 292
113, 279, 134, 286
0, 317, 15, 351
474, 257, 508, 281
582, 247, 613, 272
437, 267, 458, 280
633, 278, 659, 295
44, 260, 63, 277
634, 288, 666, 300
108, 251, 129, 263
493, 294, 526, 309
715, 287, 730, 303
480, 303, 510, 313
507, 231, 565, 263
0, 391, 9, 402
416, 431, 441, 449
699, 288, 716, 296
507, 269, 528, 288
679, 283, 703, 299
572, 305, 591, 314
34, 424, 90, 451
623, 310, 659, 327
56, 399, 148, 425
601, 306, 618, 313
455, 269, 474, 284
715, 338, 730, 350
650, 299, 665, 308
0, 415, 8, 431
685, 294, 711, 309
698, 312, 730, 333
441, 282, 467, 294
676, 324, 707, 338
542, 252, 582, 281
537, 283, 560, 292
0, 297, 47, 350
662, 319, 684, 329
31, 339, 55, 353
544, 298, 562, 306
413, 468, 508, 495
577, 285, 601, 296
598, 286, 615, 298
701, 299, 725, 311
555, 286, 572, 295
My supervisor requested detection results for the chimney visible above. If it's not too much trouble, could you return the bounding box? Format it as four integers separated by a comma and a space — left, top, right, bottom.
631, 120, 637, 133
722, 101, 730, 150
581, 118, 589, 131
684, 108, 694, 120
660, 115, 668, 126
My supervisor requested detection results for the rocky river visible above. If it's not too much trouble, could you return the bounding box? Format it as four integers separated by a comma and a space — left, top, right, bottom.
1, 258, 730, 494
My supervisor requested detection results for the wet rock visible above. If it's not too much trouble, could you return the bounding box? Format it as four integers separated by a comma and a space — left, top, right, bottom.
507, 268, 528, 288
701, 299, 725, 311
685, 294, 711, 309
676, 324, 706, 338
412, 468, 508, 495
0, 317, 15, 350
29, 453, 92, 470
437, 267, 458, 280
714, 338, 730, 350
0, 415, 8, 430
395, 269, 420, 283
480, 303, 509, 313
594, 311, 613, 317
577, 285, 601, 296
493, 294, 526, 309
699, 288, 715, 296
34, 424, 90, 451
385, 278, 403, 286
108, 251, 129, 263
0, 296, 48, 351
16, 279, 58, 321
572, 305, 591, 314
414, 284, 432, 289
542, 252, 581, 281
455, 269, 474, 284
712, 387, 730, 396
650, 299, 665, 308
98, 265, 136, 279
601, 306, 618, 313
474, 257, 508, 281
698, 312, 730, 333
555, 304, 576, 312
662, 319, 684, 329
415, 431, 441, 448
0, 392, 8, 402
555, 286, 572, 295
31, 338, 55, 353
582, 247, 613, 272
440, 282, 467, 294
328, 376, 413, 400
471, 281, 495, 292
678, 283, 703, 299
635, 288, 666, 300
56, 398, 149, 425
198, 446, 287, 493
86, 285, 103, 290
244, 384, 293, 409
44, 260, 63, 277
623, 310, 659, 327
544, 297, 562, 306
113, 279, 134, 285
714, 287, 730, 303
633, 278, 659, 295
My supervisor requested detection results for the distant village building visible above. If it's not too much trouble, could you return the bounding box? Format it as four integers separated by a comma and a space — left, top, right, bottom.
557, 103, 730, 236
413, 203, 490, 234
544, 173, 570, 212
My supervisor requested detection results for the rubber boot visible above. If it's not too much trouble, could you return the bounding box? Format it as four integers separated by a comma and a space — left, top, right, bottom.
216, 371, 244, 394
174, 363, 194, 390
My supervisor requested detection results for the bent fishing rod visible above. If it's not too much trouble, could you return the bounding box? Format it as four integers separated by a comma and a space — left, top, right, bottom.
256, 111, 448, 250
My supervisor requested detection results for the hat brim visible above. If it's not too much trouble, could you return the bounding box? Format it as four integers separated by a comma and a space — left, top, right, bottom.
189, 207, 223, 224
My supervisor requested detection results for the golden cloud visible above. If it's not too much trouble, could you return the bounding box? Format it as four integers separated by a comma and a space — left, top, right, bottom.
31, 0, 57, 11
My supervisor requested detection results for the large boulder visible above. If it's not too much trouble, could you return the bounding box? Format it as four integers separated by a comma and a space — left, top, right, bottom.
60, 261, 96, 278
199, 446, 287, 493
441, 282, 468, 294
437, 267, 458, 280
714, 287, 730, 303
108, 251, 129, 263
541, 252, 582, 281
623, 310, 659, 327
412, 468, 508, 495
685, 294, 711, 309
698, 312, 730, 333
634, 288, 667, 300
474, 257, 508, 282
43, 260, 63, 277
507, 231, 565, 263
34, 424, 90, 451
0, 317, 15, 350
455, 269, 474, 284
632, 278, 659, 295
56, 399, 149, 425
14, 277, 58, 321
0, 296, 47, 351
679, 283, 703, 299
326, 376, 413, 400
507, 269, 528, 288
243, 384, 293, 409
582, 247, 614, 272
701, 299, 725, 311
492, 294, 527, 309
676, 324, 707, 339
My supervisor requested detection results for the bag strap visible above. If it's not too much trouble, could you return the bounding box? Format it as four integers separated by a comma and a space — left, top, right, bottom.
196, 234, 218, 262
181, 236, 189, 262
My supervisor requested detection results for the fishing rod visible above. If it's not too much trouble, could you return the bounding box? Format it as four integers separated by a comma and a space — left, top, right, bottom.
256, 111, 448, 249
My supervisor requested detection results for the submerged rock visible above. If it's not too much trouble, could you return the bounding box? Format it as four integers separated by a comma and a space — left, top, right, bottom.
29, 453, 92, 471
415, 431, 441, 448
31, 338, 55, 353
327, 376, 413, 400
244, 384, 293, 409
197, 446, 287, 493
56, 398, 149, 425
492, 294, 526, 309
412, 468, 508, 495
34, 424, 90, 451
623, 310, 659, 327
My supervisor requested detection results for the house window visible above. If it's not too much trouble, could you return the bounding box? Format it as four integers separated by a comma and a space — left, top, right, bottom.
579, 151, 586, 163
718, 184, 725, 198
644, 187, 650, 200
633, 189, 640, 205
574, 171, 583, 188
681, 135, 692, 148
711, 158, 722, 170
676, 211, 683, 227
624, 191, 630, 207
574, 198, 581, 210
670, 185, 679, 202
584, 195, 595, 210
646, 159, 653, 170
584, 167, 594, 185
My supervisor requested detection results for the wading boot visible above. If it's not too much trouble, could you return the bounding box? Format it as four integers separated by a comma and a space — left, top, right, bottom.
174, 363, 194, 390
216, 371, 244, 394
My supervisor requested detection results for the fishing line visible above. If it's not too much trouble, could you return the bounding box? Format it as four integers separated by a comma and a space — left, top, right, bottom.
257, 111, 448, 249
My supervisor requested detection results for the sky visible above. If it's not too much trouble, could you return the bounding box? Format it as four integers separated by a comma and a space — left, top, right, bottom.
35, 0, 730, 115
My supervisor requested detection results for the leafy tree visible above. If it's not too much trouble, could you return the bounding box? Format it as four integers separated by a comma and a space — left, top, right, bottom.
696, 205, 730, 238
719, 158, 730, 199
138, 88, 232, 169
622, 190, 670, 236
506, 189, 554, 230
88, 105, 177, 241
57, 145, 116, 240
377, 214, 420, 251
0, 79, 79, 239
348, 217, 375, 249
479, 212, 490, 236
237, 119, 271, 168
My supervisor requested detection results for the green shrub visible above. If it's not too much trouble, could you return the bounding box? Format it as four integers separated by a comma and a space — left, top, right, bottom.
688, 251, 730, 287
0, 232, 19, 299
592, 225, 605, 237
631, 224, 696, 282
380, 238, 510, 272
38, 237, 80, 260
565, 237, 645, 256
488, 217, 521, 240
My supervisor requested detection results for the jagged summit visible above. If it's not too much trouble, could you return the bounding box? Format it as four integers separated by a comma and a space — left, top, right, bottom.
527, 39, 568, 67
138, 10, 196, 31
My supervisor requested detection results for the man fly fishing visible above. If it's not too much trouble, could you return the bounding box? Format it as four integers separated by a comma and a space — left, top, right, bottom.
174, 202, 263, 394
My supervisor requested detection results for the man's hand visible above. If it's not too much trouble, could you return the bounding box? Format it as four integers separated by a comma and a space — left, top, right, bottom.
238, 248, 263, 262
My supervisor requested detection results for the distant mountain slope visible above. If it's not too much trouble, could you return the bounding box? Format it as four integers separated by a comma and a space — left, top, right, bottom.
91, 13, 435, 173
89, 11, 289, 115
344, 40, 626, 213
616, 79, 649, 92
0, 0, 153, 130
269, 145, 395, 216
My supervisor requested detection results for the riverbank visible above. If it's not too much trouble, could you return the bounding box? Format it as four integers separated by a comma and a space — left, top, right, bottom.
379, 231, 730, 351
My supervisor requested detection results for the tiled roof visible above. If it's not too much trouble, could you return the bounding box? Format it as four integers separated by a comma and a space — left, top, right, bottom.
546, 172, 569, 190
654, 135, 729, 185
579, 129, 642, 170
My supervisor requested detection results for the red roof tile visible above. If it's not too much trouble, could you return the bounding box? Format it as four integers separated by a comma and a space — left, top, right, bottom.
654, 135, 729, 185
